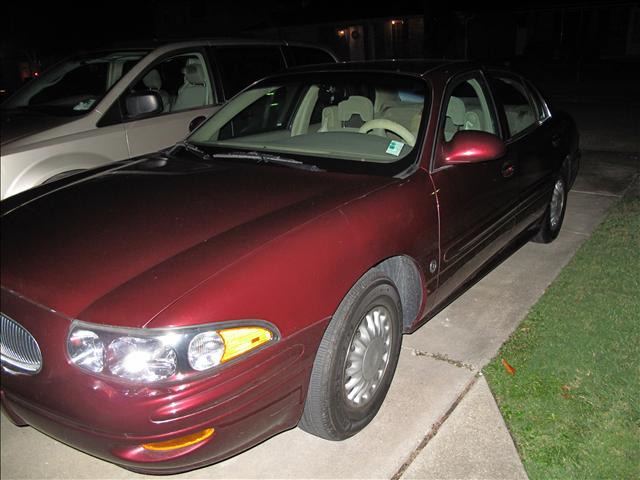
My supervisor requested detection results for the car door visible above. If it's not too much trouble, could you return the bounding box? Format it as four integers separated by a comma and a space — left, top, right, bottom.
430, 72, 519, 307
122, 49, 222, 157
487, 72, 557, 230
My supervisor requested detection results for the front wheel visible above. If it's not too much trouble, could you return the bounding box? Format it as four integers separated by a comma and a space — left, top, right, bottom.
299, 271, 402, 440
533, 173, 568, 243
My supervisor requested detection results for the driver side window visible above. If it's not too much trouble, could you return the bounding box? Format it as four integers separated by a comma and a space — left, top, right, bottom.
443, 76, 496, 142
128, 53, 215, 115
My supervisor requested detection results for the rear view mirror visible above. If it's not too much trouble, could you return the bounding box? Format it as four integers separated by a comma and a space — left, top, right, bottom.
443, 131, 506, 164
125, 91, 163, 119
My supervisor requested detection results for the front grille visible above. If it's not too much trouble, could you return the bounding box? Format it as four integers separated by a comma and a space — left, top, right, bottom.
1, 313, 42, 373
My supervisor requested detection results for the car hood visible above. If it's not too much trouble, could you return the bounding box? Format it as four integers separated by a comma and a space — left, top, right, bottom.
1, 154, 394, 324
0, 109, 77, 146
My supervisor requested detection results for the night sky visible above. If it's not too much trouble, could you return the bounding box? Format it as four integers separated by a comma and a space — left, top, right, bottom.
3, 0, 582, 57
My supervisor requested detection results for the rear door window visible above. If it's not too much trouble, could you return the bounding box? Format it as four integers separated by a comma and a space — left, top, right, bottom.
524, 80, 551, 123
214, 46, 286, 99
489, 75, 537, 138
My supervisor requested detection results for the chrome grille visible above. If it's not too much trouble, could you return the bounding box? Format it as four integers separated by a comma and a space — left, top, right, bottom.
1, 313, 42, 373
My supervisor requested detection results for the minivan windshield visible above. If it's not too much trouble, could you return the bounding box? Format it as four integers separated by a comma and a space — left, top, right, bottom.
2, 50, 149, 116
189, 72, 428, 175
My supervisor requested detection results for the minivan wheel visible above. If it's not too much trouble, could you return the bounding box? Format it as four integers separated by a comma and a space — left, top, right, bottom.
533, 173, 568, 244
299, 271, 402, 440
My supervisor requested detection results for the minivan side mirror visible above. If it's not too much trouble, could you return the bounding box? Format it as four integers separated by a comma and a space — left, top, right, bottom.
189, 115, 207, 132
125, 91, 163, 119
443, 131, 506, 165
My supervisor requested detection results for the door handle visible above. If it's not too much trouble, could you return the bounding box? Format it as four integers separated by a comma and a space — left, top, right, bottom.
501, 161, 515, 178
551, 134, 562, 148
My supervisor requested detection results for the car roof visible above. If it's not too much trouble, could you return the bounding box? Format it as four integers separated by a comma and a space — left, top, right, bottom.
104, 37, 332, 52
285, 59, 477, 77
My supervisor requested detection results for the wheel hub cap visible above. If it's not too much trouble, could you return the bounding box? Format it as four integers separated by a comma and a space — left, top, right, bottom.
344, 306, 392, 407
550, 179, 565, 230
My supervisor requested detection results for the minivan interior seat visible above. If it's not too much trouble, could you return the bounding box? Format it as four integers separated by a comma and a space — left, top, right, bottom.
142, 69, 171, 112
172, 63, 208, 111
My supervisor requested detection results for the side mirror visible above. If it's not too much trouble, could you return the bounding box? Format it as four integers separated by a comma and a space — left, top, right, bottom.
125, 91, 163, 119
189, 115, 207, 132
443, 131, 506, 165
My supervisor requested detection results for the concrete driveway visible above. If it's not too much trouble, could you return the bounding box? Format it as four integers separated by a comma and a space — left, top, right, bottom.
1, 151, 637, 479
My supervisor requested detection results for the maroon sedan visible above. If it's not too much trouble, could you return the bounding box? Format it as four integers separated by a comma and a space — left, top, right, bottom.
1, 61, 579, 473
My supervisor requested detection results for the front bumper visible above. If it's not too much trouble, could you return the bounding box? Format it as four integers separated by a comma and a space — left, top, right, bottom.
1, 289, 329, 474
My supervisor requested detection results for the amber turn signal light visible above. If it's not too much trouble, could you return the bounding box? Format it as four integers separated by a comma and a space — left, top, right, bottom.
219, 327, 273, 363
142, 427, 215, 451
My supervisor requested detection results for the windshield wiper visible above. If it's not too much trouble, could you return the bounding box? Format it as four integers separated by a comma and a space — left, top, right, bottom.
176, 141, 212, 161
211, 151, 323, 172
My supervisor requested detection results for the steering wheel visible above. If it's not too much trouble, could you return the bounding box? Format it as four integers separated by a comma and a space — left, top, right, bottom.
359, 119, 416, 147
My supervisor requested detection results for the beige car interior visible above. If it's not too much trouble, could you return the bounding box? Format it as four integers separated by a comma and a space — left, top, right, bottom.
193, 84, 429, 163
444, 79, 497, 142
142, 69, 171, 112
172, 62, 210, 111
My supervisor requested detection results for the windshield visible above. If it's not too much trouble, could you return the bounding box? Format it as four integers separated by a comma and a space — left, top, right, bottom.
2, 50, 149, 116
189, 72, 429, 175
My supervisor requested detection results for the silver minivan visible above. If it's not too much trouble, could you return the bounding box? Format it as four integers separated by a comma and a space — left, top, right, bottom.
0, 39, 336, 199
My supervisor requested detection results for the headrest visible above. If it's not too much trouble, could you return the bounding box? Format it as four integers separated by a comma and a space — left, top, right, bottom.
185, 64, 205, 85
143, 69, 162, 90
464, 111, 481, 130
446, 96, 465, 126
374, 89, 400, 113
338, 95, 373, 123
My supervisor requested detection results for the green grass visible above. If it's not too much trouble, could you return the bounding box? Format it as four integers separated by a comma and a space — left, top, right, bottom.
484, 186, 640, 480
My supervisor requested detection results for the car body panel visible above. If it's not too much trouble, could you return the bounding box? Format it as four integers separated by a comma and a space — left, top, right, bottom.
1, 157, 403, 324
123, 105, 221, 157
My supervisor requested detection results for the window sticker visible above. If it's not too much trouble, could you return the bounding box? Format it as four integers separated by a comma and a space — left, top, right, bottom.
73, 99, 97, 111
386, 140, 405, 156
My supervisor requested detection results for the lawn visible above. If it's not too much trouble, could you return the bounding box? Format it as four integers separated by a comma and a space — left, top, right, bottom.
484, 185, 640, 480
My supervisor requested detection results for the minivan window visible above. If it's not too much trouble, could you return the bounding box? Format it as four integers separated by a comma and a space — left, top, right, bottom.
215, 46, 286, 99
129, 53, 215, 114
2, 51, 148, 116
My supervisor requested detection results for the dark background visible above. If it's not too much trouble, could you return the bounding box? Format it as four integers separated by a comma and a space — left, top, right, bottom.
2, 0, 639, 102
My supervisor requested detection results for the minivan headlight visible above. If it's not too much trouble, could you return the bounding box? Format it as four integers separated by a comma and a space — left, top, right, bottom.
67, 320, 277, 383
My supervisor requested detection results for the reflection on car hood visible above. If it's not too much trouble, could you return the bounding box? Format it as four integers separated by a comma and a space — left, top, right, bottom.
1, 155, 394, 324
0, 109, 76, 146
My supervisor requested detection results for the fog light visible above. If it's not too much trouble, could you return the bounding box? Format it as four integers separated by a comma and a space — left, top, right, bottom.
141, 427, 215, 451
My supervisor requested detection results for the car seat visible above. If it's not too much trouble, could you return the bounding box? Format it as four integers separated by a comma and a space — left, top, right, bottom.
172, 63, 208, 111
338, 95, 373, 129
319, 96, 374, 132
142, 69, 171, 112
444, 96, 465, 141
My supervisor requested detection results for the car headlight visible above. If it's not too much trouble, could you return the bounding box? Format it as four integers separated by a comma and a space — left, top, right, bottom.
66, 320, 278, 383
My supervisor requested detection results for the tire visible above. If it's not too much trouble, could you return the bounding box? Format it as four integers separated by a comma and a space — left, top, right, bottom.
533, 172, 568, 244
299, 270, 402, 440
